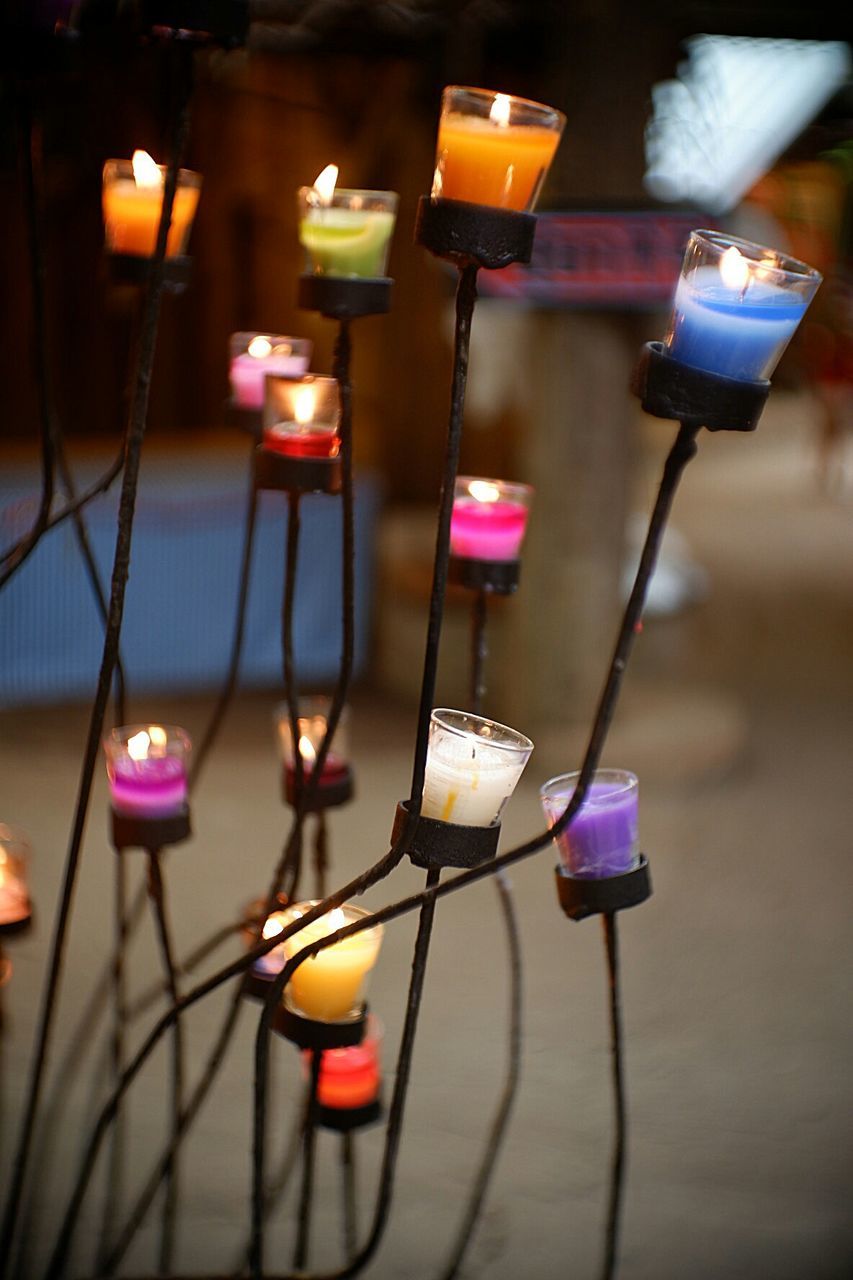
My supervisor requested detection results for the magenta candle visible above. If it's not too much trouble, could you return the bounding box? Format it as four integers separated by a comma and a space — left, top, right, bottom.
262, 425, 340, 458
103, 725, 191, 818
450, 477, 532, 561
229, 334, 313, 410
541, 770, 639, 880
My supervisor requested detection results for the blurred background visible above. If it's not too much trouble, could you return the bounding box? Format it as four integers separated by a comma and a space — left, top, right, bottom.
1, 2, 852, 1278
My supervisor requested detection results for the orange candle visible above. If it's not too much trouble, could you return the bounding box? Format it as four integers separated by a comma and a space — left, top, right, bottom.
102, 151, 202, 258
432, 87, 564, 212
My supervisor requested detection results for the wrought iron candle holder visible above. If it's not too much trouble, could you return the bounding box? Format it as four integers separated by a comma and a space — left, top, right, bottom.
391, 800, 501, 870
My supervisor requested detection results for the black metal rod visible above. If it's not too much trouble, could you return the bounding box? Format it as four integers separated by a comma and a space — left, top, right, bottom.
341, 1133, 358, 1263
189, 452, 260, 790
470, 588, 488, 713
42, 415, 700, 1280
96, 854, 131, 1273
281, 492, 305, 901
314, 813, 329, 901
293, 1050, 323, 1270
146, 849, 184, 1275
0, 42, 196, 1273
601, 912, 625, 1280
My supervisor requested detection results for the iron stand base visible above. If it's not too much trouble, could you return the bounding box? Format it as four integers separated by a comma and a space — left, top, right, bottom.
110, 807, 192, 852
632, 342, 770, 432
555, 857, 652, 922
414, 196, 536, 269
392, 800, 500, 870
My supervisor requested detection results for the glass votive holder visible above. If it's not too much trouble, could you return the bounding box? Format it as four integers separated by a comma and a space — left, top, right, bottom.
276, 901, 384, 1023
228, 334, 313, 411
541, 769, 639, 880
422, 709, 534, 827
665, 229, 822, 383
297, 167, 398, 279
274, 696, 350, 785
263, 374, 340, 459
431, 85, 565, 212
102, 151, 202, 258
103, 725, 192, 818
0, 825, 33, 929
303, 1012, 384, 1109
450, 477, 533, 561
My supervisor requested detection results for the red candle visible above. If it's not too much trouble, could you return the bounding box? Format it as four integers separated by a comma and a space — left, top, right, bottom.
305, 1022, 382, 1109
262, 425, 340, 458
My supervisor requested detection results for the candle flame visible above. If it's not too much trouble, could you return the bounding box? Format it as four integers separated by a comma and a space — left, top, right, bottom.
148, 726, 167, 753
293, 384, 316, 426
132, 150, 163, 190
298, 735, 317, 764
324, 907, 347, 933
468, 479, 502, 504
719, 245, 750, 292
127, 730, 150, 761
490, 93, 511, 127
262, 912, 286, 941
313, 163, 338, 206
247, 336, 273, 359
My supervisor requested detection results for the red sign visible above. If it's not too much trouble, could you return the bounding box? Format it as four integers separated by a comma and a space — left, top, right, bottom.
477, 210, 704, 308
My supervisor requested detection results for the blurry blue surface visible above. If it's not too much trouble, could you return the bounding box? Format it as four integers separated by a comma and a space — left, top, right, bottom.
0, 451, 381, 706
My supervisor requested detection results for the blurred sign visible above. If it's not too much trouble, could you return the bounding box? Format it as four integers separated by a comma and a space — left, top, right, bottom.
477, 209, 704, 308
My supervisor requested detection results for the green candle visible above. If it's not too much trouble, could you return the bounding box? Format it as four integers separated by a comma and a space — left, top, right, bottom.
298, 167, 398, 279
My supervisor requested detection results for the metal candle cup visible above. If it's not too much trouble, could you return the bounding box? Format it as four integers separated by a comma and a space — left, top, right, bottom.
263, 374, 340, 459
277, 901, 383, 1023
103, 725, 191, 819
228, 333, 313, 410
431, 85, 565, 212
102, 152, 202, 258
298, 166, 398, 279
665, 229, 822, 382
422, 709, 534, 827
0, 825, 33, 929
450, 476, 532, 561
541, 769, 639, 880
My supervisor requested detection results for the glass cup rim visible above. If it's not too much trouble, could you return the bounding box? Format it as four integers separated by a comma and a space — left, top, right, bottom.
455, 475, 534, 503
441, 84, 566, 130
282, 899, 384, 947
431, 708, 534, 755
102, 158, 202, 188
297, 185, 399, 205
230, 332, 313, 352
540, 768, 638, 804
687, 229, 822, 285
274, 696, 349, 721
103, 724, 192, 752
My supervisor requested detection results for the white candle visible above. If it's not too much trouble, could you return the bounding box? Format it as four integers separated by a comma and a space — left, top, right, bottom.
421, 709, 534, 827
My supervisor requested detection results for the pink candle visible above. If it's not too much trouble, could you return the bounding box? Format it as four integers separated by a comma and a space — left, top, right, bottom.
229, 334, 312, 410
450, 478, 532, 561
104, 725, 191, 818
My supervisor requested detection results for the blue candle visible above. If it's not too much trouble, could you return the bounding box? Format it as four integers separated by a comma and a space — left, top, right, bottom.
668, 266, 807, 382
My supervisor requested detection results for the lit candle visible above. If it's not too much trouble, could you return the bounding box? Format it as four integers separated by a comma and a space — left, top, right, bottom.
275, 697, 350, 787
665, 229, 822, 382
263, 374, 340, 459
103, 725, 191, 818
540, 769, 639, 880
102, 151, 202, 258
0, 826, 32, 929
422, 709, 534, 827
229, 334, 313, 410
298, 164, 398, 279
276, 901, 383, 1023
305, 1014, 383, 1109
450, 477, 533, 561
432, 87, 565, 211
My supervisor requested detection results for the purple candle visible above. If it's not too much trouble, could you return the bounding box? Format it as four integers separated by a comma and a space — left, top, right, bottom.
229, 333, 312, 410
104, 725, 191, 818
540, 769, 638, 879
450, 477, 532, 561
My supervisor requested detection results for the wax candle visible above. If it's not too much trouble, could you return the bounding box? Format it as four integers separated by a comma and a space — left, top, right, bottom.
275, 697, 350, 784
298, 164, 398, 279
277, 901, 383, 1023
450, 477, 533, 561
0, 826, 32, 929
228, 334, 313, 410
422, 709, 534, 827
102, 151, 202, 258
432, 86, 565, 211
103, 725, 191, 818
540, 769, 639, 880
263, 374, 340, 459
304, 1015, 383, 1109
665, 230, 822, 382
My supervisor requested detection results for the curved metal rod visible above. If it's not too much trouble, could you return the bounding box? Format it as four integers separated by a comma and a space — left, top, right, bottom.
146, 848, 184, 1274
0, 41, 197, 1273
601, 912, 625, 1280
96, 854, 131, 1272
41, 418, 701, 1279
293, 1049, 323, 1269
280, 492, 306, 901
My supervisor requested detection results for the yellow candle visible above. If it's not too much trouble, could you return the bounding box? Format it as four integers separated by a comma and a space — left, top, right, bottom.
280, 902, 383, 1022
102, 152, 202, 258
435, 114, 560, 210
